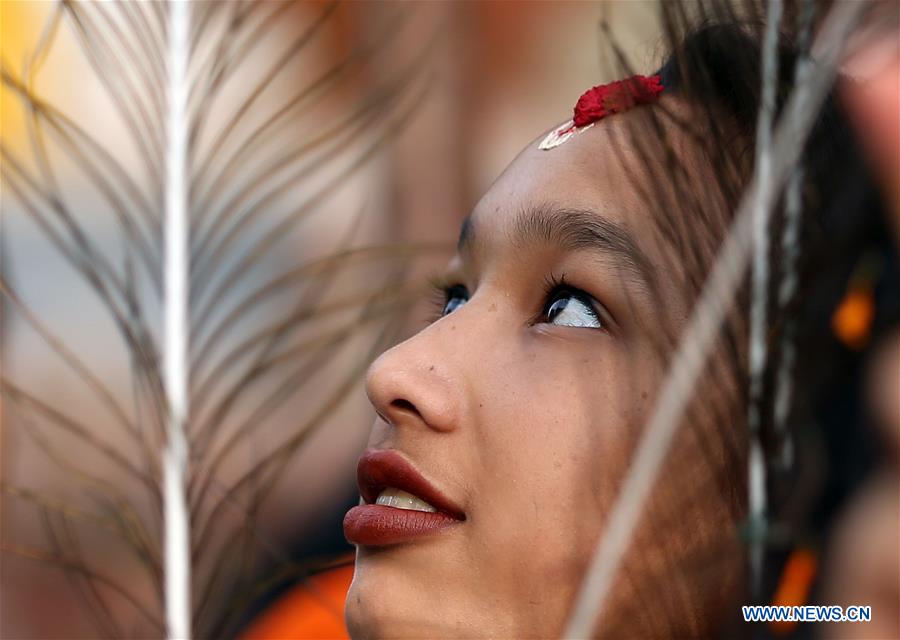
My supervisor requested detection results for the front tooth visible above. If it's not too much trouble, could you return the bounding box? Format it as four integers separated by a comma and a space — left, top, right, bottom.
375, 487, 437, 512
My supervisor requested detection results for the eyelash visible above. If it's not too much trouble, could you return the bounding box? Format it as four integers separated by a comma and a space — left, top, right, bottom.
540, 272, 571, 304
538, 272, 605, 328
427, 273, 607, 329
427, 276, 465, 323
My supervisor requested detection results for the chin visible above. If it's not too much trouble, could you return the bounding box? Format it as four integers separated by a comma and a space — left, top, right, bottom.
345, 605, 465, 640
344, 549, 484, 639
345, 584, 466, 639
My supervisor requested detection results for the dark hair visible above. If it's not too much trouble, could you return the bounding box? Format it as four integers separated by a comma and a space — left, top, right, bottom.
625, 17, 898, 636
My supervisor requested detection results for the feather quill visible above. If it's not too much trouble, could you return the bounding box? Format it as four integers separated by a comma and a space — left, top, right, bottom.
747, 0, 783, 599
162, 1, 191, 638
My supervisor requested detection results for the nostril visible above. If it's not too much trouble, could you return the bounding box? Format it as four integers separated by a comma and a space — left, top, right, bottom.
390, 399, 418, 415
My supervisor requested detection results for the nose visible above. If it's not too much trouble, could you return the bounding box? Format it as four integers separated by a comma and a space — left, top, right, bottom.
364, 324, 464, 434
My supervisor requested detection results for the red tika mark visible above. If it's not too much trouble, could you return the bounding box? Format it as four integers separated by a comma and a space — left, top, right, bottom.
573, 75, 664, 127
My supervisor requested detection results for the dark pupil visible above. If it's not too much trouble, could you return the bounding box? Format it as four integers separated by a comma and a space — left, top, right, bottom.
547, 295, 570, 321
443, 296, 465, 316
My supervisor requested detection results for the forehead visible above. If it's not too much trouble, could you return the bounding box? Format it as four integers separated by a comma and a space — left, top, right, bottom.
472, 108, 676, 242
468, 105, 675, 265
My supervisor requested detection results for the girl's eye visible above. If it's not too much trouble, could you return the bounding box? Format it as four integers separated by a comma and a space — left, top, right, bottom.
441, 285, 469, 317
544, 289, 603, 329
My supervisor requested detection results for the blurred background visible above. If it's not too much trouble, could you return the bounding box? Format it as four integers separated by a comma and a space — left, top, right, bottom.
1, 2, 664, 637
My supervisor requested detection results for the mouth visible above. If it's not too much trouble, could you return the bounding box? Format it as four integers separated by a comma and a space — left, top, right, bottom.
343, 448, 465, 547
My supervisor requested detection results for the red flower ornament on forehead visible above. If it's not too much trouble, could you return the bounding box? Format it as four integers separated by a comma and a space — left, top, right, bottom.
539, 74, 664, 150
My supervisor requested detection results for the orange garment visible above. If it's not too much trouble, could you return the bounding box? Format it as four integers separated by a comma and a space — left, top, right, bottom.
768, 548, 818, 635
832, 288, 875, 350
242, 564, 353, 640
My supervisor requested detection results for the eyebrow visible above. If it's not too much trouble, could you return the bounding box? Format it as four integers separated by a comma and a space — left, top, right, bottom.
458, 203, 656, 286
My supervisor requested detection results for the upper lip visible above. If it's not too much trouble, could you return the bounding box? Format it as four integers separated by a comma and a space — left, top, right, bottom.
357, 448, 466, 520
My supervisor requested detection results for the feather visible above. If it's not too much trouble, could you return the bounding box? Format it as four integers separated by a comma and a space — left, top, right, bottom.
1, 1, 428, 636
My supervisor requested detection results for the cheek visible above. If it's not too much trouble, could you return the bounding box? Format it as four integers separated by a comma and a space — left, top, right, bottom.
479, 339, 647, 492
467, 342, 646, 595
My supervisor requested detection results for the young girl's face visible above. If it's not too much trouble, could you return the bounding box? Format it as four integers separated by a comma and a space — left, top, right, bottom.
344, 101, 743, 638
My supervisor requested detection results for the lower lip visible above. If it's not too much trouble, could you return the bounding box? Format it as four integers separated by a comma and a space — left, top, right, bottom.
343, 504, 461, 546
